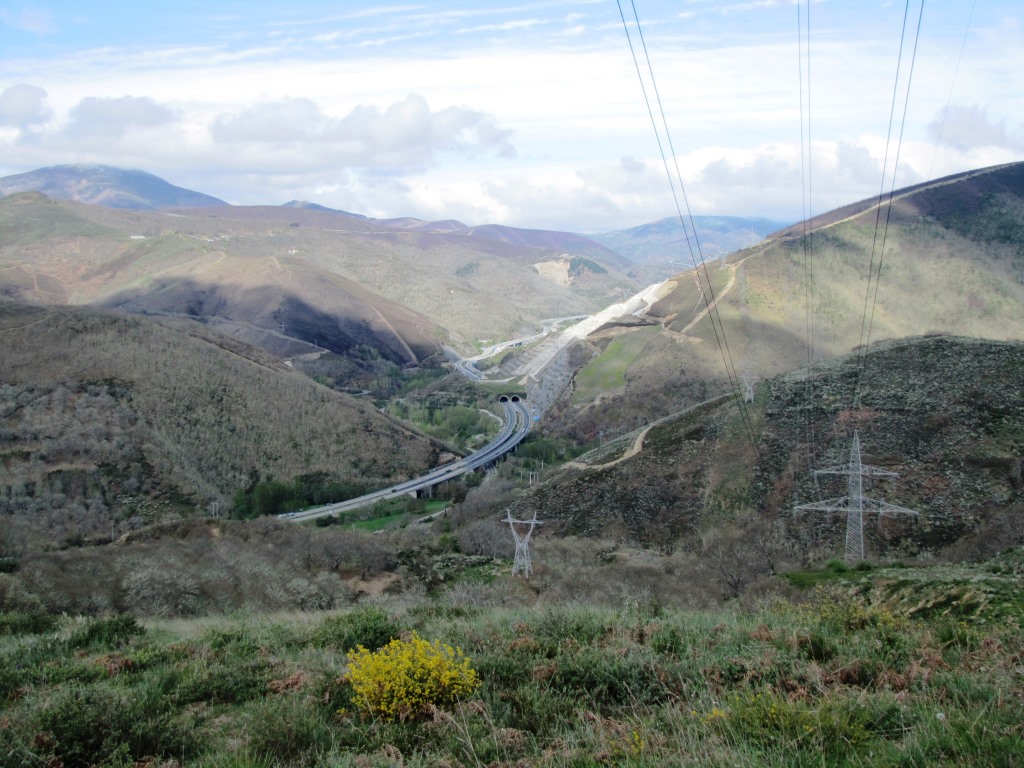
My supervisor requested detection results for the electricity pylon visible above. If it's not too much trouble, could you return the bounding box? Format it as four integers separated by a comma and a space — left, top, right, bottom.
504, 510, 543, 578
794, 431, 918, 563
741, 367, 758, 403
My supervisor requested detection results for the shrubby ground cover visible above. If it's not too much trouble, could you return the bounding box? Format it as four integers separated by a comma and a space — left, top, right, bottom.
2, 567, 1021, 767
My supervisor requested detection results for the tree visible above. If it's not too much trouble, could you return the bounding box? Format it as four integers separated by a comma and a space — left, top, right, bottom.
0, 518, 26, 573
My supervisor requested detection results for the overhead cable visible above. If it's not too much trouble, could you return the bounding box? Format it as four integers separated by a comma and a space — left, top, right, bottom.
615, 0, 762, 456
851, 0, 926, 411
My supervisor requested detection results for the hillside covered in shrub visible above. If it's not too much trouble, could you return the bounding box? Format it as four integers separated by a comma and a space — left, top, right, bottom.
511, 335, 1024, 566
0, 300, 442, 548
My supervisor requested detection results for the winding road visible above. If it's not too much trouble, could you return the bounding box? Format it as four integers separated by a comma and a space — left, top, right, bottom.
282, 398, 532, 523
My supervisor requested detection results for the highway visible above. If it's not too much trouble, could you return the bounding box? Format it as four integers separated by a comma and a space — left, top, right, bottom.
453, 315, 589, 381
282, 398, 532, 523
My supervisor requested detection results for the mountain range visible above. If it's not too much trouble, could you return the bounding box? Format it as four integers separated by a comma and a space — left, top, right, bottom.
0, 166, 646, 357
0, 164, 227, 210
0, 165, 781, 355
2, 160, 1023, 575
589, 214, 790, 283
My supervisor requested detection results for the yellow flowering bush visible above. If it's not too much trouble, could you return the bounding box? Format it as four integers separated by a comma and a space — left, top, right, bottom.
344, 633, 480, 721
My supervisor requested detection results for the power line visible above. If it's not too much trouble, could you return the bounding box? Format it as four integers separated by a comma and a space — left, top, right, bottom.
625, 0, 760, 451
865, 2, 925, 351
796, 0, 818, 475
927, 1, 976, 180
851, 0, 926, 411
615, 0, 761, 456
797, 0, 814, 372
794, 431, 919, 563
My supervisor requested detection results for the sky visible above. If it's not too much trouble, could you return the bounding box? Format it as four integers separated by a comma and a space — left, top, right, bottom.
1, 1, 1022, 233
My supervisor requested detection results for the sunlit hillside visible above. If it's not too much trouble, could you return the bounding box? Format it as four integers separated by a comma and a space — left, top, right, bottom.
559, 163, 1024, 435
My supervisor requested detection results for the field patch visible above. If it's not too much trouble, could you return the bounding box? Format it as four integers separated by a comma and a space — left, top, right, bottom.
572, 325, 661, 403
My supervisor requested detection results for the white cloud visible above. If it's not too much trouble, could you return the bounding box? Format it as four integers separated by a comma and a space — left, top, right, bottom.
1, 1, 1021, 233
0, 83, 51, 127
454, 19, 543, 35
928, 105, 1023, 151
64, 96, 178, 138
0, 6, 57, 35
210, 94, 515, 173
211, 98, 326, 144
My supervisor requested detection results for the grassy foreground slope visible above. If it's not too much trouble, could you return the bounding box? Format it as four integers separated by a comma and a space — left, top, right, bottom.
1, 549, 1021, 767
0, 300, 441, 545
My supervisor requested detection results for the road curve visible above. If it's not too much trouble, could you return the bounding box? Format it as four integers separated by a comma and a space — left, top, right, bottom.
282, 400, 532, 523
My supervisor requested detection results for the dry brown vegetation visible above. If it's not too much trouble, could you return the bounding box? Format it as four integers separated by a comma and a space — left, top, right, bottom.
2, 163, 1023, 633
506, 336, 1024, 573
0, 300, 440, 547
0, 518, 400, 616
0, 190, 636, 353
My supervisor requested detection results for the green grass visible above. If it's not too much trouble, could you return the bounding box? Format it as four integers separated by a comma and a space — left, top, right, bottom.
349, 510, 410, 532
328, 498, 448, 532
781, 559, 873, 589
474, 379, 529, 396
2, 579, 1021, 767
572, 325, 662, 403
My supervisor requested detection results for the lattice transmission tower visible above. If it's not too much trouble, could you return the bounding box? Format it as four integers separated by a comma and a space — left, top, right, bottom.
741, 367, 758, 404
503, 510, 543, 578
794, 431, 918, 563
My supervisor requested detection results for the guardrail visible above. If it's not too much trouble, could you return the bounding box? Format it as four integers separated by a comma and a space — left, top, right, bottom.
282, 400, 531, 523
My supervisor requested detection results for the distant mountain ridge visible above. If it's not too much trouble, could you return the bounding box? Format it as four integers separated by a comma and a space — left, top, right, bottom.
0, 164, 227, 210
1, 164, 761, 282
0, 164, 738, 277
282, 200, 368, 218
0, 187, 637, 357
589, 215, 791, 282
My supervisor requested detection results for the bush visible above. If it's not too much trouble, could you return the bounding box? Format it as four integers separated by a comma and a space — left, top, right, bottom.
344, 633, 479, 721
0, 664, 21, 703
550, 647, 667, 706
172, 660, 272, 706
532, 607, 608, 651
32, 685, 198, 766
67, 613, 143, 650
313, 606, 401, 652
808, 586, 901, 633
0, 609, 58, 637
